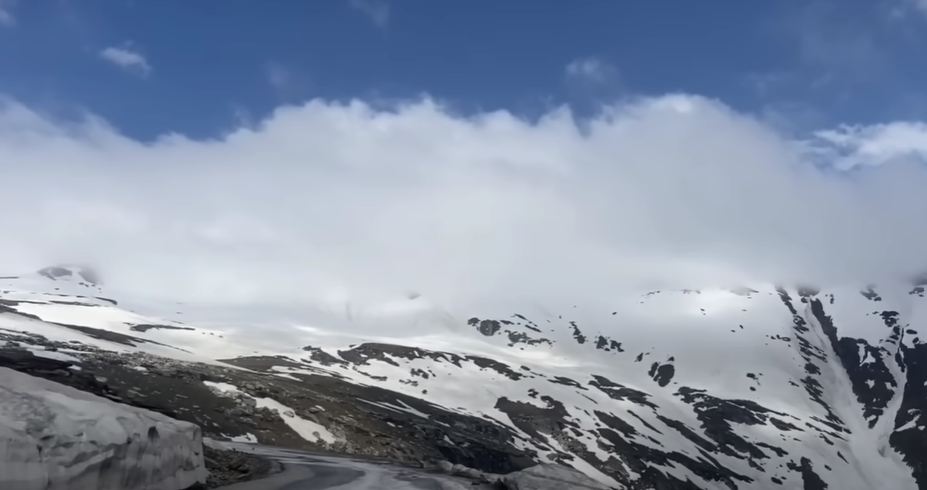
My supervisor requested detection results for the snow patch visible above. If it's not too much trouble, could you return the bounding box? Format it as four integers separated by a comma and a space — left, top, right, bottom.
254, 397, 339, 444
360, 399, 431, 419
229, 433, 258, 444
27, 348, 81, 363
203, 381, 241, 394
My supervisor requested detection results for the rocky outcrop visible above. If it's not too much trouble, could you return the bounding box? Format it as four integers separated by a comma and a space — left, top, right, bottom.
202, 444, 281, 488
0, 366, 207, 490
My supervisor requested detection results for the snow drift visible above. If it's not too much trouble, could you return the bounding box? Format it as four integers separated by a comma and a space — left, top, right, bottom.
0, 366, 207, 490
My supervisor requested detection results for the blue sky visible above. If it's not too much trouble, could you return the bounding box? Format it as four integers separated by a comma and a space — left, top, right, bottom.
3, 0, 927, 140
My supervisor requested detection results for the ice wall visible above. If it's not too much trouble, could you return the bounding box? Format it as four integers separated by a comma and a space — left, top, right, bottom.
0, 367, 207, 490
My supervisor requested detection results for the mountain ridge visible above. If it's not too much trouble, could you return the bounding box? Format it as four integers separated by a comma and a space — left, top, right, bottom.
0, 266, 925, 489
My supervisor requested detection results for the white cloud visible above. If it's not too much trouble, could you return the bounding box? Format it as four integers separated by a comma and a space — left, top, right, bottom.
99, 45, 151, 77
814, 122, 927, 168
0, 0, 15, 26
349, 0, 389, 28
565, 57, 616, 84
0, 94, 926, 312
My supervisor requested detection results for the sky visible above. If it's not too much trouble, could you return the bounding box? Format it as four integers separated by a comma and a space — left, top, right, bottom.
2, 0, 927, 308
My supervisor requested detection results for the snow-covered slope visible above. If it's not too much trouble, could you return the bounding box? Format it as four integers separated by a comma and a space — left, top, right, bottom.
1, 267, 926, 489
0, 364, 206, 490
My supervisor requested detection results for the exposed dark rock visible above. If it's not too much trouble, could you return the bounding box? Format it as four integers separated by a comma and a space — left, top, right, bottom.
130, 323, 196, 332
203, 445, 281, 488
469, 318, 502, 336
892, 340, 927, 489
569, 321, 587, 344
0, 348, 122, 402
466, 316, 553, 347
786, 457, 828, 490
860, 287, 881, 301
594, 335, 624, 352
301, 346, 349, 366
776, 289, 843, 426
675, 387, 792, 460
590, 375, 657, 409
648, 358, 675, 387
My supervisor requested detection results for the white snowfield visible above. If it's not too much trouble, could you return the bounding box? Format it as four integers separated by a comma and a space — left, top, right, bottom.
0, 366, 207, 490
0, 265, 925, 489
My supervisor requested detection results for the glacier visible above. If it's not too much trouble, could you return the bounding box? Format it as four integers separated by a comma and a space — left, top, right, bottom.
0, 365, 207, 490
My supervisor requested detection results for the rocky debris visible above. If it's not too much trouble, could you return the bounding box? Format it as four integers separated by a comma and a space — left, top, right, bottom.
202, 445, 281, 488
0, 326, 103, 354
0, 343, 535, 476
0, 348, 122, 402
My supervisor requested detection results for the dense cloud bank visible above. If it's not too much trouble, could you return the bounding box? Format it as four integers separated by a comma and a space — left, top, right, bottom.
1, 95, 926, 308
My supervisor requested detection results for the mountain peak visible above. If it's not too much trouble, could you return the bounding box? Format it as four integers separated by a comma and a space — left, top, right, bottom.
37, 265, 102, 286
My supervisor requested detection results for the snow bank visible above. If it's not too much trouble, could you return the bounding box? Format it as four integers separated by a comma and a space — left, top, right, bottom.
502, 464, 614, 490
0, 367, 207, 490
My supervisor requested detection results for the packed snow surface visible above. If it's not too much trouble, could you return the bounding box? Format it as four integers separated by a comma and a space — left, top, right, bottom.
0, 366, 207, 490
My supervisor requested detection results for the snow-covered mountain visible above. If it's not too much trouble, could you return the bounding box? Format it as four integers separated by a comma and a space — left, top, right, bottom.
1, 266, 925, 489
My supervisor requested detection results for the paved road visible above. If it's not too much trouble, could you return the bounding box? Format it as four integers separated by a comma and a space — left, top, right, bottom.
215, 444, 488, 490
